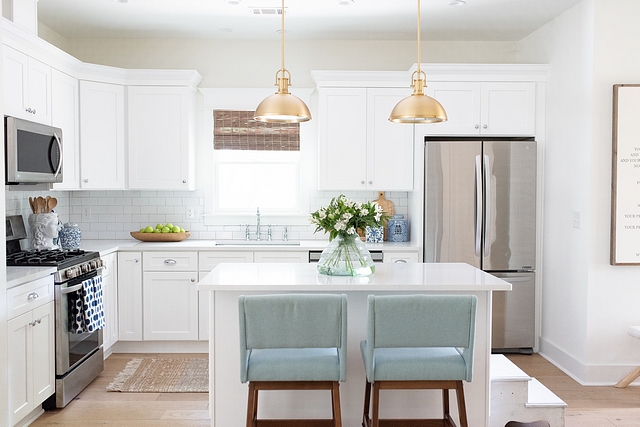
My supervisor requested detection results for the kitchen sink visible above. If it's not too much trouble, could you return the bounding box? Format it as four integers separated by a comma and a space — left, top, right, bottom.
214, 240, 301, 246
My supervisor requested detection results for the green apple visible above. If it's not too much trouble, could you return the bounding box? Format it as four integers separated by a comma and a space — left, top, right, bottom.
161, 226, 170, 233
153, 228, 162, 233
180, 228, 185, 233
139, 228, 146, 233
156, 223, 164, 230
165, 223, 174, 230
172, 226, 180, 233
144, 225, 154, 233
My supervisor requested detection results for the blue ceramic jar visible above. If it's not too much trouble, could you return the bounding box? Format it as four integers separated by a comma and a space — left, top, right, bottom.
59, 222, 81, 250
387, 214, 408, 242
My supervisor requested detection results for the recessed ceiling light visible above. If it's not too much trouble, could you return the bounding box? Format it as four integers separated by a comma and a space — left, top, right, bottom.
448, 0, 466, 6
338, 0, 355, 5
226, 0, 241, 4
113, 0, 128, 3
219, 28, 234, 33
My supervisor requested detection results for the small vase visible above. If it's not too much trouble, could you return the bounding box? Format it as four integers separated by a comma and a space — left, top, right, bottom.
317, 234, 375, 276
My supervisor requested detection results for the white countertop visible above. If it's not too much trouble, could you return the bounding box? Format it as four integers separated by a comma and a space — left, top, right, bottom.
6, 266, 56, 289
79, 239, 420, 255
197, 262, 512, 292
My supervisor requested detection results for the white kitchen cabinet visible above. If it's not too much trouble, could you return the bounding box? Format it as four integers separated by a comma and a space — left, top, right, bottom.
198, 251, 254, 340
51, 69, 80, 190
7, 275, 54, 427
101, 253, 118, 353
79, 80, 126, 189
383, 251, 421, 264
117, 252, 142, 341
128, 86, 196, 190
424, 82, 536, 136
254, 251, 308, 263
318, 87, 414, 191
142, 252, 198, 340
3, 45, 52, 125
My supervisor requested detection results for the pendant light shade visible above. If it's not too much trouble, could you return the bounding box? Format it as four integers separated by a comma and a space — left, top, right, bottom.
254, 0, 311, 123
389, 0, 447, 124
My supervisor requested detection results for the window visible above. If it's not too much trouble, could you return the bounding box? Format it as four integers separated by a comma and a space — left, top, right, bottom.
212, 110, 302, 214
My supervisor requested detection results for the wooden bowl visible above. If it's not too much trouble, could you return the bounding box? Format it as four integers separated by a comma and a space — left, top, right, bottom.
130, 231, 191, 242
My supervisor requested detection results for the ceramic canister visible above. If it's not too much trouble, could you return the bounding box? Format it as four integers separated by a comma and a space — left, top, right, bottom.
387, 214, 408, 242
59, 222, 82, 250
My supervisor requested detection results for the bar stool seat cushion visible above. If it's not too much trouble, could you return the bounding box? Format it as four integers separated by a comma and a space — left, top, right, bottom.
246, 348, 341, 381
360, 343, 467, 381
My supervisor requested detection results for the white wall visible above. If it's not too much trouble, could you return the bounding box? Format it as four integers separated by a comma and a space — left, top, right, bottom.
518, 0, 640, 385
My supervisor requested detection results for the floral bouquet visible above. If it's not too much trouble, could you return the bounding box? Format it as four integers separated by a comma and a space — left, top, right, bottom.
310, 195, 390, 276
310, 194, 390, 241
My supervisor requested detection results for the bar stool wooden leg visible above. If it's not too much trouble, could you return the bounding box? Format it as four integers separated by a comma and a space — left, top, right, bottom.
442, 388, 450, 422
246, 382, 257, 427
331, 381, 342, 427
455, 381, 468, 427
362, 380, 372, 427
372, 382, 381, 427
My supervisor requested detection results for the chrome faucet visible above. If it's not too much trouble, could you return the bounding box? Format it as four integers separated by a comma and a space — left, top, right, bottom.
255, 207, 261, 241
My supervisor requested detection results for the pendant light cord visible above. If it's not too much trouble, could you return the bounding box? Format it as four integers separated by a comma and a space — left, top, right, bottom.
416, 0, 421, 76
281, 0, 286, 74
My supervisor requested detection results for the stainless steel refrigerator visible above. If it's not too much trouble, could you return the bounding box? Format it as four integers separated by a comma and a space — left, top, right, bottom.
424, 137, 536, 353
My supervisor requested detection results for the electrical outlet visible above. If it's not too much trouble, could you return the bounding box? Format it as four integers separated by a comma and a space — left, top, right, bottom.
572, 211, 580, 229
186, 207, 197, 218
82, 206, 91, 220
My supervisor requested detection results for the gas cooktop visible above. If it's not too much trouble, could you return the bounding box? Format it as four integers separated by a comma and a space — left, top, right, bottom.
6, 249, 99, 269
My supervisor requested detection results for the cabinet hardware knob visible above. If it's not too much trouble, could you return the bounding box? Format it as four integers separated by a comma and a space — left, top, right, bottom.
190, 278, 196, 283
84, 179, 89, 183
134, 258, 139, 263
164, 259, 177, 265
36, 318, 41, 324
475, 124, 479, 129
361, 181, 365, 185
483, 124, 488, 129
369, 180, 373, 185
27, 292, 39, 301
183, 180, 187, 183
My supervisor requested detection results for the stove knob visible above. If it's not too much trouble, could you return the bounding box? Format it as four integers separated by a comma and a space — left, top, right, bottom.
66, 268, 76, 279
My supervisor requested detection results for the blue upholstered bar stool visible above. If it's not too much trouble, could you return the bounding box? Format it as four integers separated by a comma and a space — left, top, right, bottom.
360, 294, 477, 427
238, 294, 348, 427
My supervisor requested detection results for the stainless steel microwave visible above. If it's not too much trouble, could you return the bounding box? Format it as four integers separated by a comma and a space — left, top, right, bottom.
5, 116, 63, 185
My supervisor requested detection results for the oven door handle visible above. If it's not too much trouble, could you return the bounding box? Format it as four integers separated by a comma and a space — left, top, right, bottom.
62, 283, 84, 294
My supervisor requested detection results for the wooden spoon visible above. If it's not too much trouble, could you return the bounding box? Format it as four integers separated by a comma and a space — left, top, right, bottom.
28, 197, 36, 214
36, 196, 45, 214
48, 197, 57, 212
45, 196, 51, 213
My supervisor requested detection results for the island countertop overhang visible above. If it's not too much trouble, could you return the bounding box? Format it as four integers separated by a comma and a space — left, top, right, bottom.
197, 262, 512, 292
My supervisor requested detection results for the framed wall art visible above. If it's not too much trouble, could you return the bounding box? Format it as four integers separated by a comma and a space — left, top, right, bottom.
611, 84, 640, 265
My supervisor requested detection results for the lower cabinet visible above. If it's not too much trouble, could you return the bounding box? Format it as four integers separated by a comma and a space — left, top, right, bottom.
101, 252, 118, 353
8, 288, 54, 426
383, 251, 421, 263
117, 252, 143, 341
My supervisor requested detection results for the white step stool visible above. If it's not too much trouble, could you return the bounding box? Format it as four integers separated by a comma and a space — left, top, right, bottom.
490, 354, 566, 427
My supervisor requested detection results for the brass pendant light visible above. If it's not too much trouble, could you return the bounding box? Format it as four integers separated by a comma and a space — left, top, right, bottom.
254, 0, 311, 123
389, 0, 447, 124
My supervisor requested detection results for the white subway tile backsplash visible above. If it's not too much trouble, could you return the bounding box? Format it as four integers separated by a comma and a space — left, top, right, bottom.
5, 189, 412, 242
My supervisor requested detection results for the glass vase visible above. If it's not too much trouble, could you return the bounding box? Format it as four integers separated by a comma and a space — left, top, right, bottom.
316, 234, 375, 276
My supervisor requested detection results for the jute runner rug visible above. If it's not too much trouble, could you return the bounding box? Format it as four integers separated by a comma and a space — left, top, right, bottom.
106, 358, 209, 393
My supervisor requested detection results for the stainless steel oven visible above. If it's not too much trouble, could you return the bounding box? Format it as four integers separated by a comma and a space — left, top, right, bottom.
51, 267, 105, 408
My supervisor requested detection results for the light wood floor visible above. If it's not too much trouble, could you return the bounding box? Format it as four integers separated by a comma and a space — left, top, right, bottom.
29, 352, 640, 427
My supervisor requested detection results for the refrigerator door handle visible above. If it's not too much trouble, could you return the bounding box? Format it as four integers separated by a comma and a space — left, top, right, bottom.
475, 155, 482, 257
483, 154, 492, 256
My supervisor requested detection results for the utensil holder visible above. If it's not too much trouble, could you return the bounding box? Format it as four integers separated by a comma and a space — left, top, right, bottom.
28, 212, 60, 250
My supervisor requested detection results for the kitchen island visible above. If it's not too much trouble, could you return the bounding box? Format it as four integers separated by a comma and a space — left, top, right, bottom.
197, 262, 511, 427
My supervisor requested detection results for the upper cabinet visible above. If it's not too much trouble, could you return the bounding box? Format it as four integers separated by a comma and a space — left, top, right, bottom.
51, 70, 80, 190
318, 87, 414, 191
424, 81, 536, 136
3, 45, 52, 125
79, 81, 126, 190
127, 86, 196, 190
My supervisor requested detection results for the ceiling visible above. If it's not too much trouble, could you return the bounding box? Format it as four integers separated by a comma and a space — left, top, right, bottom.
36, 0, 582, 42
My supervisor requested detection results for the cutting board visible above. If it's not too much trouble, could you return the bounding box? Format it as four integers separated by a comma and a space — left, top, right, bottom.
375, 191, 394, 241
